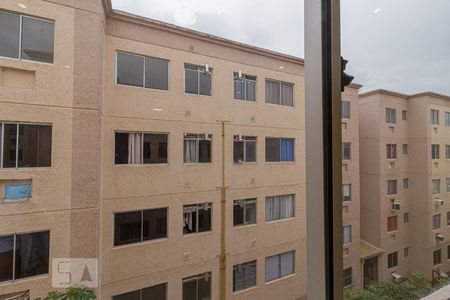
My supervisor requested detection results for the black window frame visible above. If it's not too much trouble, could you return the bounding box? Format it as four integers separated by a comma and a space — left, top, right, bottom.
387, 251, 398, 269
182, 272, 211, 300
233, 198, 257, 227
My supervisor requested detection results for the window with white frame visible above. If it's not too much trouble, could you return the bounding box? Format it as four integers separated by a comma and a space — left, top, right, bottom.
233, 198, 256, 227
385, 108, 396, 124
183, 203, 212, 234
115, 132, 168, 164
265, 194, 295, 221
234, 73, 256, 101
0, 231, 50, 282
112, 283, 167, 300
343, 268, 352, 288
116, 52, 169, 90
432, 214, 441, 230
185, 64, 212, 96
0, 123, 52, 168
343, 225, 352, 244
431, 109, 439, 125
184, 133, 212, 163
387, 180, 397, 195
233, 260, 256, 292
342, 184, 351, 202
0, 11, 54, 63
265, 79, 294, 106
265, 251, 295, 282
386, 144, 397, 159
265, 138, 294, 162
233, 136, 256, 163
432, 144, 440, 159
182, 272, 211, 300
342, 101, 350, 119
432, 179, 441, 194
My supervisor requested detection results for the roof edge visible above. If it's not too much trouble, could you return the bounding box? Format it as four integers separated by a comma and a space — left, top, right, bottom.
103, 1, 304, 65
360, 89, 450, 101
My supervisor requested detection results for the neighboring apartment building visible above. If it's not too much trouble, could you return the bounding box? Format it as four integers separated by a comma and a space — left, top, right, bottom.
0, 1, 307, 299
341, 84, 362, 291
359, 89, 450, 286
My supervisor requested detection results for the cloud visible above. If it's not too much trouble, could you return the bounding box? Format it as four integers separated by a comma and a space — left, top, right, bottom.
112, 0, 450, 95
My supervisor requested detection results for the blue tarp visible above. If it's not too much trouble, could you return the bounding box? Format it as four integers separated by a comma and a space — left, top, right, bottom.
5, 184, 32, 200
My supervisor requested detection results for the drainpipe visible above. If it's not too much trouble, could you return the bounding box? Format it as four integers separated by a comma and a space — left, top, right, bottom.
218, 120, 230, 300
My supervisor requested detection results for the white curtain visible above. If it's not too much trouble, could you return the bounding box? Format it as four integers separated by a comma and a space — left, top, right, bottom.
280, 83, 293, 106
184, 139, 197, 163
128, 133, 143, 164
280, 195, 294, 219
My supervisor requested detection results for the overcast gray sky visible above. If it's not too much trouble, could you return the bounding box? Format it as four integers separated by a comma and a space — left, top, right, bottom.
112, 0, 450, 95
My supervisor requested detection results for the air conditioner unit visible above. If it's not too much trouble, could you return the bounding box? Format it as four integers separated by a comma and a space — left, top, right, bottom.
391, 202, 401, 211
237, 134, 244, 141
205, 64, 210, 73
204, 134, 213, 141
392, 272, 402, 283
436, 233, 445, 241
435, 199, 444, 206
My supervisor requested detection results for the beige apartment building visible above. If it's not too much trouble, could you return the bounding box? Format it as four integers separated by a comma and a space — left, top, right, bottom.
359, 89, 450, 286
0, 0, 310, 299
341, 84, 362, 291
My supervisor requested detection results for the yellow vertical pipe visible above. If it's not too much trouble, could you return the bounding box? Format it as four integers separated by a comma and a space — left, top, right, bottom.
219, 120, 227, 300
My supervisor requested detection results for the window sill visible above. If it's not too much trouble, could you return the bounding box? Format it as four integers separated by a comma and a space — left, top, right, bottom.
265, 273, 296, 285
234, 223, 257, 230
265, 217, 295, 224
265, 102, 295, 108
0, 273, 48, 286
0, 55, 54, 67
234, 98, 256, 103
116, 82, 169, 93
184, 92, 212, 97
114, 163, 169, 167
113, 237, 169, 249
1, 198, 30, 204
233, 162, 257, 165
183, 163, 212, 166
233, 286, 257, 295
183, 231, 212, 238
264, 161, 295, 164
0, 167, 51, 171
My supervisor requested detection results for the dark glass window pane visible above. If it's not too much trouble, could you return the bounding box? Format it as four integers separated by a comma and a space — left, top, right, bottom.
117, 52, 144, 87
280, 83, 294, 106
21, 17, 54, 63
112, 290, 141, 300
198, 206, 211, 232
245, 141, 256, 162
114, 211, 142, 246
2, 124, 18, 168
142, 283, 167, 300
265, 80, 280, 104
0, 12, 20, 59
0, 235, 14, 282
182, 277, 197, 300
18, 124, 52, 168
199, 71, 212, 96
246, 79, 256, 101
266, 138, 280, 162
233, 265, 244, 292
233, 203, 244, 226
198, 140, 211, 163
115, 132, 129, 164
145, 57, 169, 90
143, 208, 167, 241
197, 273, 211, 300
143, 134, 167, 164
185, 67, 198, 94
233, 141, 244, 163
15, 231, 49, 279
244, 261, 257, 289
